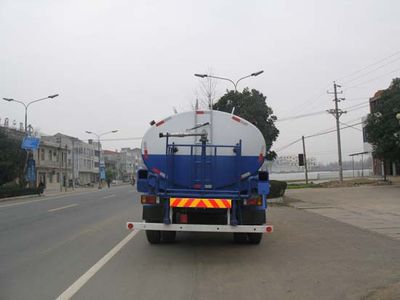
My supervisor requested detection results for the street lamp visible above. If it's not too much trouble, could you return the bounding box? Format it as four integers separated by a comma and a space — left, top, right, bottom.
194, 70, 264, 92
2, 94, 59, 134
85, 130, 118, 189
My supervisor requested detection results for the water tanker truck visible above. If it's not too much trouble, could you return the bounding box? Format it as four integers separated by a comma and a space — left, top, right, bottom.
126, 109, 273, 244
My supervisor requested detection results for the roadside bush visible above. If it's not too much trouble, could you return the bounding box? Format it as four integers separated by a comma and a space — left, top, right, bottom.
269, 180, 288, 198
0, 181, 21, 189
0, 187, 41, 199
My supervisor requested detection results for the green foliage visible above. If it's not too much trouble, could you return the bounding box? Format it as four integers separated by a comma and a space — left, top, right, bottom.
105, 168, 115, 180
287, 183, 322, 189
365, 78, 400, 162
0, 187, 41, 199
213, 88, 279, 160
269, 180, 287, 198
0, 130, 27, 186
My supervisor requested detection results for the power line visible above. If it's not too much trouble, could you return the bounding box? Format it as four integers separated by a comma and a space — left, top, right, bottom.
343, 102, 369, 111
277, 102, 368, 125
305, 122, 363, 139
341, 55, 400, 85
335, 50, 400, 82
345, 97, 369, 101
274, 138, 302, 152
339, 121, 362, 132
274, 121, 364, 154
344, 68, 400, 90
277, 109, 328, 122
281, 51, 400, 120
283, 88, 329, 116
342, 115, 368, 124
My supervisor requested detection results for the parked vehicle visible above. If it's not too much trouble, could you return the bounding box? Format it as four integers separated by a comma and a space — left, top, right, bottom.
127, 110, 273, 244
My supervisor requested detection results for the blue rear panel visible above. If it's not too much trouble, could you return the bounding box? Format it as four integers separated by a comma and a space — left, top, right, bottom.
144, 154, 262, 189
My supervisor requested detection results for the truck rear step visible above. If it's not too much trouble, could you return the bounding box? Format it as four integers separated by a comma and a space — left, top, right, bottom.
127, 222, 273, 233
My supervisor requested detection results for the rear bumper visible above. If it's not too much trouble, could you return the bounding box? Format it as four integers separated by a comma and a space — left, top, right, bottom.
127, 222, 273, 233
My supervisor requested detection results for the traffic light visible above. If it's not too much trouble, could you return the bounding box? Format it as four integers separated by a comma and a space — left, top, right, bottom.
298, 153, 304, 166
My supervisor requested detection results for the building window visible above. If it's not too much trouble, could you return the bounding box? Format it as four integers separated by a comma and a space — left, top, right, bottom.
49, 150, 52, 161
41, 149, 45, 161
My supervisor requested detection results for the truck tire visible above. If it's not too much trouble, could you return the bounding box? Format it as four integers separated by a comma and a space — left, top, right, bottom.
248, 233, 263, 244
162, 231, 176, 243
233, 233, 248, 243
146, 230, 161, 244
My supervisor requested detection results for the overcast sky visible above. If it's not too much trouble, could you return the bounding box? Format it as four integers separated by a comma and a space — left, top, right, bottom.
1, 0, 399, 163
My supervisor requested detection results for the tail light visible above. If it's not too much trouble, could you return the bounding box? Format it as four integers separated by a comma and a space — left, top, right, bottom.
179, 213, 188, 224
141, 195, 157, 204
244, 197, 263, 206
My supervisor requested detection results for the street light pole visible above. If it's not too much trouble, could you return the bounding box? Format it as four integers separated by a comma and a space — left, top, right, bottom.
3, 94, 59, 134
3, 94, 59, 188
85, 130, 118, 189
195, 70, 263, 92
195, 71, 263, 146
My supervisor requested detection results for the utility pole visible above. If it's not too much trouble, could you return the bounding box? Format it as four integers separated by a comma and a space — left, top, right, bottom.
327, 82, 346, 182
72, 139, 75, 190
64, 144, 68, 192
58, 137, 63, 192
302, 136, 309, 184
98, 140, 102, 188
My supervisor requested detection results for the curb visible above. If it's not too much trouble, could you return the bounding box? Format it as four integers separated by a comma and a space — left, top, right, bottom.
268, 197, 284, 203
0, 194, 41, 203
0, 188, 99, 203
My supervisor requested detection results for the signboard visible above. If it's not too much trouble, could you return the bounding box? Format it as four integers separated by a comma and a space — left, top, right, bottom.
100, 166, 106, 180
21, 137, 40, 150
26, 158, 36, 182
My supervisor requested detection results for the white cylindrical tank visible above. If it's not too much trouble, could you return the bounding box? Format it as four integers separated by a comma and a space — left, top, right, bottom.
142, 110, 266, 189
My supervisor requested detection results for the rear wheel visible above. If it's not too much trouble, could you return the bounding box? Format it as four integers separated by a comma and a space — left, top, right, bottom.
162, 231, 176, 243
233, 233, 248, 243
146, 230, 161, 244
248, 233, 263, 244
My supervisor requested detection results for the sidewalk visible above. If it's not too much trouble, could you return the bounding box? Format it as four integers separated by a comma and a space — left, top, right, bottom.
285, 184, 400, 240
0, 182, 133, 203
0, 186, 99, 203
43, 186, 97, 197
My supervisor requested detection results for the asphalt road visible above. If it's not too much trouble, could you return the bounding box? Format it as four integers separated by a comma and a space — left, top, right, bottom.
0, 185, 399, 300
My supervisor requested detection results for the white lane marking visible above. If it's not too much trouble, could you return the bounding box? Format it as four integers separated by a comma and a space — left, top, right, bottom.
48, 204, 78, 213
56, 230, 139, 300
101, 195, 116, 199
0, 190, 102, 209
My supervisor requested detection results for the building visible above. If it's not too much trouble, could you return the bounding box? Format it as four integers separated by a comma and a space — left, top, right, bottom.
35, 135, 70, 190
367, 83, 400, 176
34, 134, 101, 189
103, 147, 144, 181
132, 147, 145, 173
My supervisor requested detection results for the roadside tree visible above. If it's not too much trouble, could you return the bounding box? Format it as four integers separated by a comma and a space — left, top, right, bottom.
213, 88, 279, 160
365, 78, 400, 178
0, 130, 27, 186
